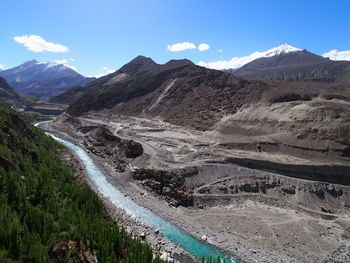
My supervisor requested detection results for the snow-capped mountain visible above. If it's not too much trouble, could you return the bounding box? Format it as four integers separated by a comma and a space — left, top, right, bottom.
231, 48, 350, 83
0, 60, 94, 99
198, 43, 302, 70
323, 49, 350, 61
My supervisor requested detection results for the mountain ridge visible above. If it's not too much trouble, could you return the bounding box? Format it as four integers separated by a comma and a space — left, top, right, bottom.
230, 50, 350, 83
60, 56, 268, 130
51, 56, 196, 105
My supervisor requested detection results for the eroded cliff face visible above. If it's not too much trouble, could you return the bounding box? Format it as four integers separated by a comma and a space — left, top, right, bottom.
213, 82, 350, 163
188, 164, 350, 215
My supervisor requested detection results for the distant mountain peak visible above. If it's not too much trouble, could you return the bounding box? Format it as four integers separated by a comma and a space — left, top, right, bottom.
0, 59, 93, 99
323, 49, 350, 61
264, 43, 302, 57
20, 60, 39, 69
118, 56, 157, 74
198, 43, 303, 70
129, 56, 156, 65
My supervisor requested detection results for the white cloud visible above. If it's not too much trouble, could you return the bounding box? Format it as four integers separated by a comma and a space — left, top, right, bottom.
198, 43, 210, 51
13, 34, 69, 53
167, 42, 196, 52
0, 64, 5, 70
88, 73, 105, 78
90, 66, 116, 78
218, 49, 223, 53
102, 67, 115, 74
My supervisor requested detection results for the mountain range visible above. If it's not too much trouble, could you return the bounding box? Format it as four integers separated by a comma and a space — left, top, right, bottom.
0, 60, 94, 100
2, 44, 350, 101
50, 50, 350, 163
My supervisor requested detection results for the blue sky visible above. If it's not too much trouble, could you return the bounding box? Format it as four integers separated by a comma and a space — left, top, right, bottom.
1, 0, 350, 76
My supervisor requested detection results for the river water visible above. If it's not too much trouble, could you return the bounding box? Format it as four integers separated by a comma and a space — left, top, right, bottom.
46, 131, 237, 262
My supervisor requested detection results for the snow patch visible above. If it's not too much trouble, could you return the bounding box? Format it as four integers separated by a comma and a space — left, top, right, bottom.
323, 49, 350, 61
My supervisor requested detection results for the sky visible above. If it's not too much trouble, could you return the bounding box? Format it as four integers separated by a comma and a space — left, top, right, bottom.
1, 0, 350, 77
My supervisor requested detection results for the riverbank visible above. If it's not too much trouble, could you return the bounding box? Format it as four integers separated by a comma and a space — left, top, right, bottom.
38, 117, 350, 263
51, 132, 194, 262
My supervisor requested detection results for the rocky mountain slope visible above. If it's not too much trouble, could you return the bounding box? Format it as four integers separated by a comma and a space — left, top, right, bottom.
230, 50, 350, 83
60, 56, 268, 130
53, 56, 350, 164
0, 60, 94, 99
0, 76, 25, 109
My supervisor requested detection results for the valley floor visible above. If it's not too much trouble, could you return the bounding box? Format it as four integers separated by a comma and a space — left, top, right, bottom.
39, 113, 350, 263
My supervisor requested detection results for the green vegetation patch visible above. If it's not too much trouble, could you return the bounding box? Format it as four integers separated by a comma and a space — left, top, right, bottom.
0, 103, 162, 263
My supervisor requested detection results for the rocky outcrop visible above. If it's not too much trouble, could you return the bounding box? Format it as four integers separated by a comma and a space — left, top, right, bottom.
94, 126, 121, 143
132, 169, 193, 207
82, 126, 143, 172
